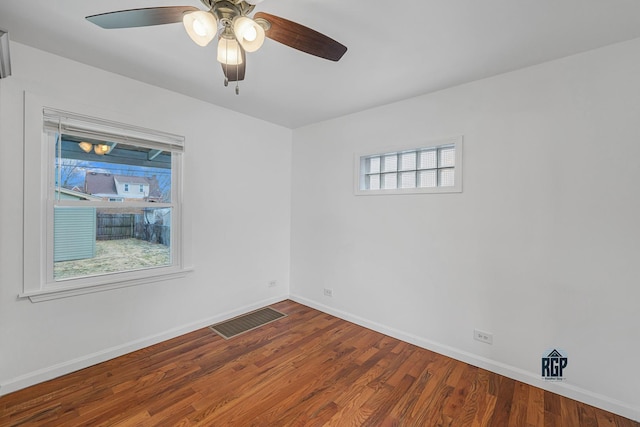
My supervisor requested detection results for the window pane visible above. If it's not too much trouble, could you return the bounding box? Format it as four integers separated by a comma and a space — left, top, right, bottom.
418, 149, 437, 170
368, 174, 380, 190
399, 152, 416, 171
54, 207, 171, 281
382, 173, 397, 189
418, 170, 437, 188
367, 156, 380, 174
382, 154, 398, 172
400, 171, 416, 188
439, 146, 455, 168
55, 138, 172, 203
439, 168, 455, 187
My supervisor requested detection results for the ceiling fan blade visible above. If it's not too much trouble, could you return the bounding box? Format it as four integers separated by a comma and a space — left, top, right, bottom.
221, 48, 247, 82
254, 12, 347, 61
86, 6, 199, 29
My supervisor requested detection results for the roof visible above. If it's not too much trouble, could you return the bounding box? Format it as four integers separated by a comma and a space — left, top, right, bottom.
56, 187, 102, 201
84, 172, 117, 196
84, 171, 163, 200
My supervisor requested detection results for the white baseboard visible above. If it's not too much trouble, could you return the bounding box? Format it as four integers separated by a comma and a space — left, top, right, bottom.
0, 295, 288, 397
289, 294, 640, 423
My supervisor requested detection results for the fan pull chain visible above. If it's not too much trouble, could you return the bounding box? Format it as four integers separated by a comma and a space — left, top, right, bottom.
235, 42, 240, 95
224, 36, 229, 87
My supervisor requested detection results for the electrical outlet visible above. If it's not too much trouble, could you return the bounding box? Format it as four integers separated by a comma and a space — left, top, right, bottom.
474, 329, 493, 345
323, 288, 333, 297
268, 280, 277, 288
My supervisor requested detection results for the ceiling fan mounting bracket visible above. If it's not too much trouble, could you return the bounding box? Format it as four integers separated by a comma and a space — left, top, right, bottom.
201, 0, 255, 20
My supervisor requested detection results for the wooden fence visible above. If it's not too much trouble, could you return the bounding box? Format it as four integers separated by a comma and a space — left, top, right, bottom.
96, 213, 169, 245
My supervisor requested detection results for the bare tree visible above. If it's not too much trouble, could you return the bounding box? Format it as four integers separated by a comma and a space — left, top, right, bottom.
155, 171, 172, 202
57, 159, 89, 189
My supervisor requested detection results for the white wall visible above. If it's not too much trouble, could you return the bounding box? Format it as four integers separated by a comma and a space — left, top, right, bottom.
290, 38, 640, 421
0, 43, 292, 394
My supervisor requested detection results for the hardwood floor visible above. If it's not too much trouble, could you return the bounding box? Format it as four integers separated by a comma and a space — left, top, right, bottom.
1, 300, 637, 426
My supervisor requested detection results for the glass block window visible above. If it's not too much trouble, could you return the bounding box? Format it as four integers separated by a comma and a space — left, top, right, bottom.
356, 137, 462, 195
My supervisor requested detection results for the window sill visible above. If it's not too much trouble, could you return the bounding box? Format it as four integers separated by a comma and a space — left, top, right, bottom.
19, 267, 194, 302
354, 186, 462, 196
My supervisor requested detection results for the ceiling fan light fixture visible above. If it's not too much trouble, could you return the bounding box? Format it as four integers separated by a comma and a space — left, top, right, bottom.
217, 37, 243, 65
78, 141, 93, 153
233, 16, 265, 52
183, 11, 217, 47
85, 5, 348, 92
94, 144, 111, 155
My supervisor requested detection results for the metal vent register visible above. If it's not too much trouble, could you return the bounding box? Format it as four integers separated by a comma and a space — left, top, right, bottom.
209, 307, 287, 339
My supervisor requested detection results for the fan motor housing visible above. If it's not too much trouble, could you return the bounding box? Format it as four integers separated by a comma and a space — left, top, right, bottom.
202, 0, 255, 20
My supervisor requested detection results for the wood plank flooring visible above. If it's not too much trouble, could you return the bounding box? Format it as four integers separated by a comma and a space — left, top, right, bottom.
1, 300, 637, 426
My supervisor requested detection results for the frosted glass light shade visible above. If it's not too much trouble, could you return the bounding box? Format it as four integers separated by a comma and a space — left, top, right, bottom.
94, 144, 110, 155
217, 38, 243, 65
78, 141, 93, 153
233, 16, 265, 52
183, 11, 217, 47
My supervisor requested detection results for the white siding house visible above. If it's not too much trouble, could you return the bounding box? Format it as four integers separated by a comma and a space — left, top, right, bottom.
114, 176, 149, 199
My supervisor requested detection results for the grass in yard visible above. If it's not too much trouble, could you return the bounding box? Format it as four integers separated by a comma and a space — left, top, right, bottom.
54, 238, 170, 280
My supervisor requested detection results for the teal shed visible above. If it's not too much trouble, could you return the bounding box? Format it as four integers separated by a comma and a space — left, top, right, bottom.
53, 188, 100, 262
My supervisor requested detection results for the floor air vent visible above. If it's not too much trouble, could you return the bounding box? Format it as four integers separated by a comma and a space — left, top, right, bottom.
209, 307, 287, 339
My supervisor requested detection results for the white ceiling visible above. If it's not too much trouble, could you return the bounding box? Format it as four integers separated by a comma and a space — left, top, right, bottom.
2, 0, 640, 128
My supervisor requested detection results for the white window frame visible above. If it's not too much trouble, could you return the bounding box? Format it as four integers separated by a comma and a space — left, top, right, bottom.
354, 136, 463, 195
21, 92, 190, 302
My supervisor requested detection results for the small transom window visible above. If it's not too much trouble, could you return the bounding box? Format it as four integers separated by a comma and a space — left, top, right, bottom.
355, 136, 462, 195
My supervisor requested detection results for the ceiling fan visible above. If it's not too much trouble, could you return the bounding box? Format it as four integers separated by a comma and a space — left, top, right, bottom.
86, 0, 347, 94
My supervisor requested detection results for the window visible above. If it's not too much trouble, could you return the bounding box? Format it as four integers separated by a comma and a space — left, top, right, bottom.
22, 94, 189, 301
355, 136, 462, 195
